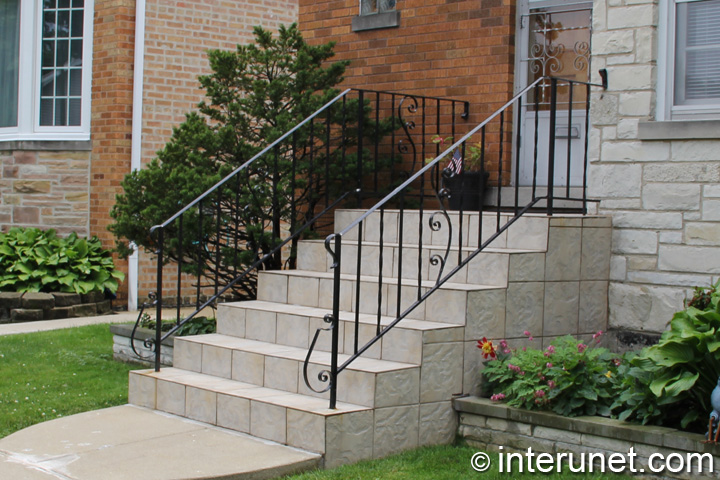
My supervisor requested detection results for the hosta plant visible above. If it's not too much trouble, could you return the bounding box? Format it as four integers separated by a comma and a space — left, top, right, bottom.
481, 332, 619, 417
0, 227, 124, 295
611, 281, 720, 431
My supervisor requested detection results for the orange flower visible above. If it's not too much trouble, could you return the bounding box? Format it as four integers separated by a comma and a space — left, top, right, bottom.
477, 337, 496, 359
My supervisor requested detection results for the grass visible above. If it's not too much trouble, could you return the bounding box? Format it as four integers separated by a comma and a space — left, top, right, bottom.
0, 324, 140, 439
283, 445, 628, 480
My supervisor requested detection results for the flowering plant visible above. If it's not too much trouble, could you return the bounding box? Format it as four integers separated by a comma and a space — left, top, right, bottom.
481, 332, 620, 417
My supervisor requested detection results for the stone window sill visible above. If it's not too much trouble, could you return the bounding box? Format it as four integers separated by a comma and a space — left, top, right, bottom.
352, 11, 400, 32
638, 120, 720, 141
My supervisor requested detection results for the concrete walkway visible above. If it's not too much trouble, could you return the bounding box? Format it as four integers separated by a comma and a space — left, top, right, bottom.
0, 405, 321, 480
0, 313, 322, 479
0, 311, 137, 337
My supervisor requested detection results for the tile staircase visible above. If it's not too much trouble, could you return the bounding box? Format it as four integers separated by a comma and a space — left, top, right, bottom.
128, 208, 611, 468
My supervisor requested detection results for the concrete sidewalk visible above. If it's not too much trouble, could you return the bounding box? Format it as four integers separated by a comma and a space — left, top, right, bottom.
0, 311, 137, 337
0, 306, 213, 337
0, 405, 321, 480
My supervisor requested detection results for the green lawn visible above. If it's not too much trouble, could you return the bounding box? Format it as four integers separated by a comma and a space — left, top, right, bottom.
283, 445, 627, 480
0, 324, 140, 439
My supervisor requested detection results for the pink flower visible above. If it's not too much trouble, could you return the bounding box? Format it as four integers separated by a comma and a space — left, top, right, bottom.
613, 358, 622, 367
547, 380, 556, 389
544, 345, 555, 357
592, 330, 604, 343
577, 343, 587, 353
499, 340, 508, 349
490, 393, 506, 402
519, 371, 526, 376
546, 362, 553, 369
522, 347, 527, 351
534, 389, 546, 398
508, 363, 521, 372
523, 330, 534, 341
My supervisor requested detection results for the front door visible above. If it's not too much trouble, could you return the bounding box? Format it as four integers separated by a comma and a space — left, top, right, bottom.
515, 0, 593, 187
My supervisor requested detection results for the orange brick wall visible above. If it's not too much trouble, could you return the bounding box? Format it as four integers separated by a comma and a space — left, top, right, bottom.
135, 0, 299, 302
299, 0, 517, 122
90, 0, 137, 302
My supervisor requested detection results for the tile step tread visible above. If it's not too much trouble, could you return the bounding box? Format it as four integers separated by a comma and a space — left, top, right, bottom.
300, 238, 544, 254
261, 269, 504, 291
178, 334, 419, 371
134, 367, 368, 415
221, 300, 462, 331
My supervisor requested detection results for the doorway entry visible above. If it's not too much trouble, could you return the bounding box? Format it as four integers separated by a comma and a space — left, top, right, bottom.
515, 0, 593, 187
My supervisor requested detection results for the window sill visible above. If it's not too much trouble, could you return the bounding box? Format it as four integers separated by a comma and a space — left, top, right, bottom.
0, 139, 93, 151
352, 11, 400, 32
638, 120, 720, 141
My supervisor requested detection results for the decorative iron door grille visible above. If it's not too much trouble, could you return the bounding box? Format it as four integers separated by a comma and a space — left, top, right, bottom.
517, 1, 592, 187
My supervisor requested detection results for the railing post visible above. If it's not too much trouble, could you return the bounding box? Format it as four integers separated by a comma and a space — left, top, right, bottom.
547, 77, 558, 216
329, 234, 342, 409
154, 227, 164, 372
356, 90, 364, 206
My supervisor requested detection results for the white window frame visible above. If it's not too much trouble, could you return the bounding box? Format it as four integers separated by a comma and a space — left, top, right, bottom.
0, 0, 94, 142
657, 0, 720, 120
359, 0, 396, 16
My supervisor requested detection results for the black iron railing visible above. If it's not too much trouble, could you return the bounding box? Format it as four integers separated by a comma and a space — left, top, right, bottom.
136, 88, 469, 370
303, 74, 607, 408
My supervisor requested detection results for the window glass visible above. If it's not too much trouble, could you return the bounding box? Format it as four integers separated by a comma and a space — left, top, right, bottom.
361, 0, 395, 15
0, 0, 20, 128
40, 0, 84, 126
674, 0, 720, 106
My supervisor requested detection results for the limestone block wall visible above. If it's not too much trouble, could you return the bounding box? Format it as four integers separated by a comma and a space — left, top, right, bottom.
588, 0, 720, 340
0, 150, 91, 236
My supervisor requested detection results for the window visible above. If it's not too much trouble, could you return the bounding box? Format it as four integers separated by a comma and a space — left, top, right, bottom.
0, 0, 94, 141
353, 0, 399, 31
360, 0, 396, 15
658, 0, 720, 120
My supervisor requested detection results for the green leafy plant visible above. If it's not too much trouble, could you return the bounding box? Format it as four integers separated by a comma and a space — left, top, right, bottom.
0, 227, 124, 295
611, 281, 720, 431
140, 315, 216, 337
481, 332, 618, 417
110, 24, 395, 301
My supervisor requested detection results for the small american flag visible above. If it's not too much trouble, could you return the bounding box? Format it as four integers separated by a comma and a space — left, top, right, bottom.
447, 148, 463, 174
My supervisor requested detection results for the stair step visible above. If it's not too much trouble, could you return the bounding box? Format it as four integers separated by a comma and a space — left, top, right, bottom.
216, 300, 463, 364
256, 269, 502, 325
334, 208, 551, 250
128, 367, 369, 458
297, 238, 545, 286
172, 334, 421, 408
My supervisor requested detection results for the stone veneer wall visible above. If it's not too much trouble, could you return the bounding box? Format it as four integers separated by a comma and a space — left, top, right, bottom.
0, 150, 92, 236
456, 397, 720, 479
588, 0, 720, 342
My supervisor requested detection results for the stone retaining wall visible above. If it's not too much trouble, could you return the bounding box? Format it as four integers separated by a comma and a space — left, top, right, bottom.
455, 396, 720, 479
110, 324, 174, 367
0, 291, 112, 323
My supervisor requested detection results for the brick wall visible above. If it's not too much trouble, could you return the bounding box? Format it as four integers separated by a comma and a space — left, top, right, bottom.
90, 0, 137, 302
589, 0, 720, 338
135, 0, 298, 302
299, 0, 516, 125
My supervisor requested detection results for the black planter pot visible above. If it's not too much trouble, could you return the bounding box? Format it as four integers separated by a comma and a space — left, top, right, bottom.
443, 171, 489, 211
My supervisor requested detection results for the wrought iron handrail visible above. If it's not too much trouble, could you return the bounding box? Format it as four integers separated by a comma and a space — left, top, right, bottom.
141, 87, 469, 371
303, 74, 607, 408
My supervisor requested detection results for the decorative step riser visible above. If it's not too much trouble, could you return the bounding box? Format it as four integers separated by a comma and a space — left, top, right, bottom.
334, 209, 550, 251
172, 339, 421, 408
257, 271, 478, 325
127, 372, 357, 459
128, 372, 457, 468
298, 240, 553, 286
216, 306, 462, 364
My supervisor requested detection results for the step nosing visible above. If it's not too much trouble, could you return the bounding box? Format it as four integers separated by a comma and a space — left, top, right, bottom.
220, 301, 462, 330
